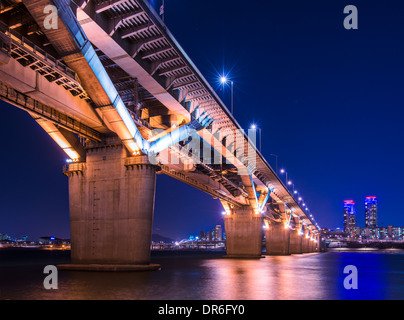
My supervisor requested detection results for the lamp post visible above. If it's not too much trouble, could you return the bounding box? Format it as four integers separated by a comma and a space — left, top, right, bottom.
287, 180, 295, 193
220, 76, 234, 114
280, 168, 288, 185
250, 124, 262, 152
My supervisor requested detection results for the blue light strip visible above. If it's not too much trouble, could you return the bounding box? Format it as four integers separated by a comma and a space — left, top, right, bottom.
53, 0, 148, 152
259, 188, 273, 213
148, 125, 196, 154
249, 173, 260, 212
249, 174, 274, 214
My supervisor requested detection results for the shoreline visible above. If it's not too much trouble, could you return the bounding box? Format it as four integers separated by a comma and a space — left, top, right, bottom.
327, 248, 404, 253
3, 246, 404, 255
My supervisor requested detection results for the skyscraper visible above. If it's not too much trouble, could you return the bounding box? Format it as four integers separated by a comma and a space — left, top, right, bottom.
214, 225, 223, 241
365, 196, 378, 228
343, 200, 357, 234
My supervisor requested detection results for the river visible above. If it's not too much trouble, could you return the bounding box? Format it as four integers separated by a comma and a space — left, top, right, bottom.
1, 248, 404, 300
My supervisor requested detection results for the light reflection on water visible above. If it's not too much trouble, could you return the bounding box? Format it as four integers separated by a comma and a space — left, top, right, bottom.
1, 249, 404, 300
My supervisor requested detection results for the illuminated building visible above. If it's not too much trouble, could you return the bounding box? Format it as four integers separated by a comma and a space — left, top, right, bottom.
343, 200, 357, 236
365, 196, 378, 228
214, 225, 223, 241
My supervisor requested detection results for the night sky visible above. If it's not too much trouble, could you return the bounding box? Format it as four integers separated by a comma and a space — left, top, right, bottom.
0, 0, 403, 241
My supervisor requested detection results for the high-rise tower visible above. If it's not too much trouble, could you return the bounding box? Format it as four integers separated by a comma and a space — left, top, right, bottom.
365, 196, 378, 228
343, 200, 357, 234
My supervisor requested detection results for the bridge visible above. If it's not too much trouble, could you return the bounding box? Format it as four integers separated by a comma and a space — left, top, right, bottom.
0, 0, 321, 270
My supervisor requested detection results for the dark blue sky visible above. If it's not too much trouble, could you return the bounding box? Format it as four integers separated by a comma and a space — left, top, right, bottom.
0, 0, 403, 240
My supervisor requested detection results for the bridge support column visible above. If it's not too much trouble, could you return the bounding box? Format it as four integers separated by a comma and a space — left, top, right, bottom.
302, 228, 310, 253
265, 222, 290, 255
60, 139, 160, 271
302, 238, 308, 253
289, 229, 303, 254
224, 207, 263, 258
309, 238, 315, 252
316, 234, 321, 252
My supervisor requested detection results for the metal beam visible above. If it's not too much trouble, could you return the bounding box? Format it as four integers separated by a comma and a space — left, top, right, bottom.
158, 64, 187, 77
95, 0, 128, 13
150, 56, 182, 75
120, 22, 154, 39
141, 45, 173, 60
159, 165, 243, 208
0, 80, 104, 142
130, 34, 165, 58
109, 9, 144, 35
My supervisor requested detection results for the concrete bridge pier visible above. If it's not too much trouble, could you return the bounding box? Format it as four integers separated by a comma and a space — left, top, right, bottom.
224, 206, 263, 258
309, 238, 315, 252
59, 138, 161, 271
265, 222, 290, 255
316, 234, 321, 252
302, 228, 311, 253
289, 228, 303, 254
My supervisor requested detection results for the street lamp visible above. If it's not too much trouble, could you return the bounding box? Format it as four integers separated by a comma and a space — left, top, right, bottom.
280, 168, 288, 184
220, 75, 234, 114
287, 180, 295, 193
280, 169, 293, 192
250, 124, 262, 152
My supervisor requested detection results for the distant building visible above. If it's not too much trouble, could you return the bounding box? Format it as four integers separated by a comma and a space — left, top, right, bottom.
38, 237, 69, 245
343, 200, 357, 236
214, 225, 223, 241
337, 196, 404, 241
0, 233, 10, 240
365, 196, 378, 228
198, 226, 224, 242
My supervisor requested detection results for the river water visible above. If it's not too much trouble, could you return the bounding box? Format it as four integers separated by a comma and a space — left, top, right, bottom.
1, 248, 404, 300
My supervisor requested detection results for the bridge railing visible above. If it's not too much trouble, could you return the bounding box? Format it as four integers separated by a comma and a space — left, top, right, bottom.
0, 20, 90, 102
0, 81, 103, 142
0, 34, 10, 56
0, 20, 75, 79
126, 107, 152, 130
0, 22, 10, 57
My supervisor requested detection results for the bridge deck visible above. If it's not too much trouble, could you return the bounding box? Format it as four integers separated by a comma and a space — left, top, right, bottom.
0, 0, 319, 233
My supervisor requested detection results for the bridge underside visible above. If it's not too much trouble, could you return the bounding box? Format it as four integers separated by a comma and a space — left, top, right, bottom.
0, 0, 321, 269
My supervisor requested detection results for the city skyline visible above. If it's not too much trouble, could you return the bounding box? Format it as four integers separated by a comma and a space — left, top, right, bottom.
341, 196, 404, 239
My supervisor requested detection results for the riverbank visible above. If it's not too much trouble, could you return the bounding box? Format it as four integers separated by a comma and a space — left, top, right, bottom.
327, 247, 404, 253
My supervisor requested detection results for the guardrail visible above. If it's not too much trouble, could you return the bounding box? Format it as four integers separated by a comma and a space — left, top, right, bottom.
0, 80, 103, 142
0, 20, 90, 101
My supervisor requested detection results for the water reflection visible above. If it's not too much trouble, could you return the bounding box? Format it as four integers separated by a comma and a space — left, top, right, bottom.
1, 249, 404, 300
202, 254, 334, 300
